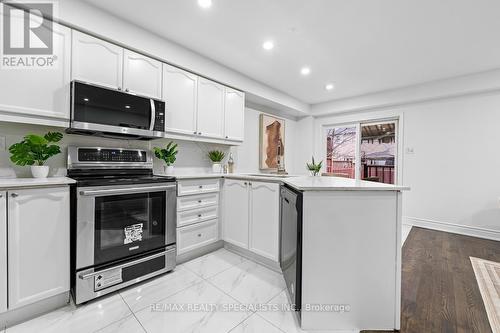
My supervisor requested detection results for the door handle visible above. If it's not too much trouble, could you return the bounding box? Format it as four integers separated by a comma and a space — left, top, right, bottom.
149, 99, 156, 131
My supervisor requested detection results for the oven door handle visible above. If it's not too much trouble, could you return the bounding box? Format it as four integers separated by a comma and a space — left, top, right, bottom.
78, 246, 176, 280
149, 99, 156, 131
79, 184, 176, 196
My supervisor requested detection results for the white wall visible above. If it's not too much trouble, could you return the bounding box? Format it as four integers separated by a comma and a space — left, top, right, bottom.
312, 89, 500, 240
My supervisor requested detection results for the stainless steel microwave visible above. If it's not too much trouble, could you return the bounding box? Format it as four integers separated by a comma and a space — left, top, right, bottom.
68, 81, 165, 139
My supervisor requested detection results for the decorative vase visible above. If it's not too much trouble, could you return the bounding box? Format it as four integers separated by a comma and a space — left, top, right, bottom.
212, 163, 222, 173
31, 165, 49, 178
164, 165, 174, 175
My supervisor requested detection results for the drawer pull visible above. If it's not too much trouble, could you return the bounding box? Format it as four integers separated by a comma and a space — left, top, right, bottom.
198, 200, 202, 203
197, 233, 202, 237
198, 214, 202, 218
199, 185, 203, 189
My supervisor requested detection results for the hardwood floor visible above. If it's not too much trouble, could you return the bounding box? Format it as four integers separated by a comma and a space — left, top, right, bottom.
363, 227, 500, 333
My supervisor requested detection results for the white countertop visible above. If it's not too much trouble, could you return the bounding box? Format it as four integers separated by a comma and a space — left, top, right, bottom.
282, 176, 409, 191
164, 173, 408, 191
0, 177, 76, 189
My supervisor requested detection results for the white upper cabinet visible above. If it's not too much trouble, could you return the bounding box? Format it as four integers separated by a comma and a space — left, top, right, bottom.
223, 180, 249, 248
197, 78, 225, 139
249, 182, 280, 261
72, 30, 123, 90
224, 88, 245, 141
0, 15, 71, 122
0, 192, 6, 314
163, 64, 198, 135
123, 49, 162, 99
7, 187, 70, 310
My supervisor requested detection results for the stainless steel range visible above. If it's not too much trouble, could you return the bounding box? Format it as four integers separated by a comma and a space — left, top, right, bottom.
68, 146, 176, 304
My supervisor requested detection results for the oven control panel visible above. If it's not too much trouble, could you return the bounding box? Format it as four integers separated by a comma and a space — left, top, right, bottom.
94, 267, 123, 291
78, 148, 147, 163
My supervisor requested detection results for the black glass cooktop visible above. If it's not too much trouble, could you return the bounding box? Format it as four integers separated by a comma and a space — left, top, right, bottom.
68, 169, 175, 187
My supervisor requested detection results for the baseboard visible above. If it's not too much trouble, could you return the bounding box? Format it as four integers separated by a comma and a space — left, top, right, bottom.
0, 292, 70, 329
176, 240, 224, 264
404, 216, 500, 241
224, 242, 281, 273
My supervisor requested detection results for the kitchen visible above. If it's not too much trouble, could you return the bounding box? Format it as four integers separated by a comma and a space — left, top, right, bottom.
0, 1, 499, 333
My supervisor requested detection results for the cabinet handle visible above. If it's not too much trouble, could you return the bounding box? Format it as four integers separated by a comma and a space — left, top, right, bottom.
199, 185, 203, 189
125, 88, 129, 92
198, 200, 202, 203
0, 194, 3, 198
197, 233, 202, 237
244, 182, 247, 186
117, 87, 122, 91
193, 131, 197, 134
249, 182, 252, 186
225, 136, 228, 139
198, 214, 202, 218
198, 132, 202, 135
10, 193, 18, 198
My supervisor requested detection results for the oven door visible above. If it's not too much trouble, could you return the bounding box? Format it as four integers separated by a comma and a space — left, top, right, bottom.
70, 81, 164, 138
76, 183, 176, 269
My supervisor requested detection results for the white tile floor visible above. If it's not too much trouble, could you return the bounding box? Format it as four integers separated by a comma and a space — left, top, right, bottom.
6, 249, 305, 333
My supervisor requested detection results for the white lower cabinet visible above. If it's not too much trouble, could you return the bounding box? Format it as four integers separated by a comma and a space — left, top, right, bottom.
249, 182, 280, 261
176, 180, 220, 256
0, 191, 7, 314
223, 179, 280, 261
6, 187, 70, 310
223, 180, 249, 249
177, 219, 218, 255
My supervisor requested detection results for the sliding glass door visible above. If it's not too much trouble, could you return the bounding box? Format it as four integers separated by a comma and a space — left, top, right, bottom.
324, 120, 398, 184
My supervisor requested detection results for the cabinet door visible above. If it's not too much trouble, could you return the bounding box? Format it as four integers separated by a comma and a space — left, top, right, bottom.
0, 19, 71, 121
7, 187, 70, 310
123, 49, 162, 99
197, 78, 225, 139
223, 180, 249, 248
249, 182, 280, 261
0, 192, 6, 314
163, 64, 198, 135
224, 88, 245, 141
72, 30, 123, 90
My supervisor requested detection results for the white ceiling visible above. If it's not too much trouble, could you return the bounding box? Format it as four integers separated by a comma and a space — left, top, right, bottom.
83, 0, 500, 104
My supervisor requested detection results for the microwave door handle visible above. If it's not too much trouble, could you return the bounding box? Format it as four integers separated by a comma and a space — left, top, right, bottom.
149, 99, 156, 131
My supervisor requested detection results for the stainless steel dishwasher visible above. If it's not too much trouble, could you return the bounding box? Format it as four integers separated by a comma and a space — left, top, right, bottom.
280, 185, 303, 318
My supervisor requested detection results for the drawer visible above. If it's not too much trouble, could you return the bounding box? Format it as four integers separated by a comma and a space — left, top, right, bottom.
177, 193, 219, 212
177, 219, 218, 255
177, 179, 220, 196
177, 206, 218, 227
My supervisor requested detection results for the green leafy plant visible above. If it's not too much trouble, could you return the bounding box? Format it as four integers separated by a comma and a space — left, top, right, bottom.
154, 142, 178, 166
9, 132, 63, 166
306, 156, 323, 176
208, 150, 225, 163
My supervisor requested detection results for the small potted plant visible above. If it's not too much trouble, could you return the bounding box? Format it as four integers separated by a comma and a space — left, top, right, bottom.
154, 142, 178, 175
306, 156, 323, 176
9, 132, 63, 178
208, 150, 225, 173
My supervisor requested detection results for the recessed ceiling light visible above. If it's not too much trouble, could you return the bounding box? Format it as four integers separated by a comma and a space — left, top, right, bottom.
325, 83, 335, 91
262, 40, 274, 50
125, 105, 131, 109
197, 0, 212, 9
300, 67, 311, 76
83, 98, 89, 102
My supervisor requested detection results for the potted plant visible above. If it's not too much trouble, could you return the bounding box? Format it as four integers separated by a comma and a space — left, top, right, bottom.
208, 150, 225, 173
154, 142, 178, 175
9, 132, 63, 178
306, 156, 323, 176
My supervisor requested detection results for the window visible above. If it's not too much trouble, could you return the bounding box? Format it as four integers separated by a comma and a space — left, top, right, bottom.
325, 126, 357, 178
324, 120, 398, 184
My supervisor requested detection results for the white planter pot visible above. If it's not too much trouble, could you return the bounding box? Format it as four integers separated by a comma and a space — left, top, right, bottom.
31, 165, 49, 178
164, 165, 174, 175
212, 163, 222, 173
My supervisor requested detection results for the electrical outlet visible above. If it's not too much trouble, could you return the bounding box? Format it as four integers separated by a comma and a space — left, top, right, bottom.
405, 147, 415, 154
0, 136, 6, 151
